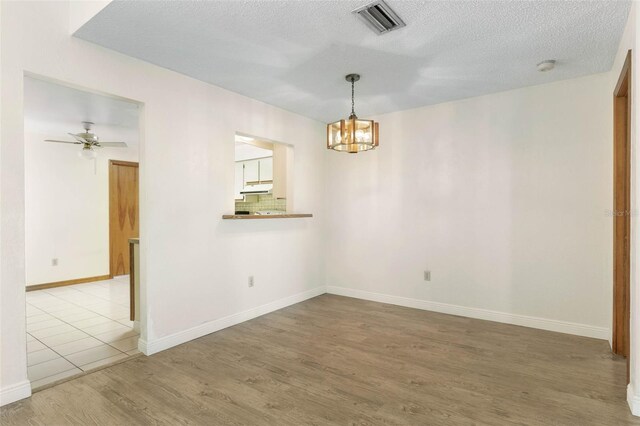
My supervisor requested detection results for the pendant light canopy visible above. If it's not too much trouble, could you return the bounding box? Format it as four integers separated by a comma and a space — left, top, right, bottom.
327, 74, 379, 153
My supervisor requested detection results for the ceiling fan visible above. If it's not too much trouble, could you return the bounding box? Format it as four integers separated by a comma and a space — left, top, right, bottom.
45, 121, 128, 159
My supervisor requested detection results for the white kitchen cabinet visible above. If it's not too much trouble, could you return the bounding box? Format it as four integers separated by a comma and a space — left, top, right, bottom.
234, 162, 244, 199
258, 157, 273, 182
243, 160, 259, 184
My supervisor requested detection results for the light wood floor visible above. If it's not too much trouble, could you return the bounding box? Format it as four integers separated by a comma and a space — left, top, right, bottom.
2, 294, 638, 425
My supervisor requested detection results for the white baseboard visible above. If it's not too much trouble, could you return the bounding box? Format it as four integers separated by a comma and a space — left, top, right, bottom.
0, 380, 31, 407
326, 286, 610, 340
139, 286, 326, 355
138, 284, 609, 356
629, 384, 640, 417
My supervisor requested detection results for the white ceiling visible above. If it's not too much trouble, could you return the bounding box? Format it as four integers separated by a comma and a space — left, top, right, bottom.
24, 76, 140, 145
75, 1, 630, 123
235, 141, 273, 162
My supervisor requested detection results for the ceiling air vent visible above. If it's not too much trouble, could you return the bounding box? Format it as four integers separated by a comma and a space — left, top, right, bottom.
353, 0, 406, 35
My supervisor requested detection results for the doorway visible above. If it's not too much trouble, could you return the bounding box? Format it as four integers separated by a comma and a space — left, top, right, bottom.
612, 50, 631, 383
23, 75, 143, 390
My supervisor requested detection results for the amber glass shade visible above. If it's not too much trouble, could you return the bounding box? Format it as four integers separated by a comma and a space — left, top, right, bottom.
327, 118, 379, 153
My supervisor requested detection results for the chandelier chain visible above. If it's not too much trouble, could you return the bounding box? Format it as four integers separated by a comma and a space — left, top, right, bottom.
351, 79, 355, 116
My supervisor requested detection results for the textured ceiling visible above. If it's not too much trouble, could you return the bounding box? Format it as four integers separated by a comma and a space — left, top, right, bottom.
75, 1, 630, 122
24, 76, 140, 145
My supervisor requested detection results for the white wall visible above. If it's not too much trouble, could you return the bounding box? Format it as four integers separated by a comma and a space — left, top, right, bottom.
24, 129, 138, 285
1, 0, 325, 405
326, 72, 613, 336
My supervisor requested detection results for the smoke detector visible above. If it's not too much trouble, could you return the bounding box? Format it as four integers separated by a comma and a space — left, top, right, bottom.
537, 60, 556, 72
353, 0, 406, 35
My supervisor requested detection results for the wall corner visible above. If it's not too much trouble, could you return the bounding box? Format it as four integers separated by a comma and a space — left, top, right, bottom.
68, 1, 112, 35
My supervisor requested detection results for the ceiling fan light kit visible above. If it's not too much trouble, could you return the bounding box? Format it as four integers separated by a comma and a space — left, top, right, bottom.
78, 147, 98, 160
44, 121, 128, 160
327, 74, 379, 154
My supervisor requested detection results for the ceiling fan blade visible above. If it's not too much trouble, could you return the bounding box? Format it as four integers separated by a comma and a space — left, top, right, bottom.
44, 139, 82, 144
97, 142, 128, 148
68, 133, 87, 143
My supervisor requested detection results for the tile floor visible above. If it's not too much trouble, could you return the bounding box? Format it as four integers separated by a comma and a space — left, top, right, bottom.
26, 275, 139, 389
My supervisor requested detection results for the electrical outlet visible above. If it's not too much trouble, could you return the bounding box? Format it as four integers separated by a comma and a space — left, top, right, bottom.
424, 270, 431, 281
52, 258, 58, 266
248, 276, 254, 287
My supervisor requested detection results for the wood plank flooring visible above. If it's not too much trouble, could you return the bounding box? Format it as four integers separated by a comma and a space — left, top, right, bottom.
2, 294, 638, 425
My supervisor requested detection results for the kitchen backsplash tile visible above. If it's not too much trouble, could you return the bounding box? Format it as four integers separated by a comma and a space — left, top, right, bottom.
235, 195, 286, 214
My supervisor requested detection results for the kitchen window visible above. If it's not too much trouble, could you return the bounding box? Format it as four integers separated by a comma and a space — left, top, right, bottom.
233, 133, 293, 216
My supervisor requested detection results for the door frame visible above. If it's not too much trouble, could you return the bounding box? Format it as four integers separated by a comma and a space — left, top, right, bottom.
108, 159, 140, 278
612, 50, 632, 382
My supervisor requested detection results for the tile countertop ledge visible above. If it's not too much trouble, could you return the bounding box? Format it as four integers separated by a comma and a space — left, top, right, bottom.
222, 214, 313, 220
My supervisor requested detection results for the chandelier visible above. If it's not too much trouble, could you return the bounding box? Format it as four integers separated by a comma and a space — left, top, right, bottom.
327, 74, 379, 153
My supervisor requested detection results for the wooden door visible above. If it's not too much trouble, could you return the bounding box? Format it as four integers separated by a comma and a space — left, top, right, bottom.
109, 160, 139, 277
612, 50, 631, 383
